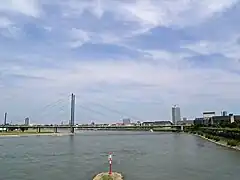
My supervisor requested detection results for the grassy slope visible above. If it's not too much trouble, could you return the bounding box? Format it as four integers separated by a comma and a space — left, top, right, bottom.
0, 129, 54, 135
101, 175, 113, 180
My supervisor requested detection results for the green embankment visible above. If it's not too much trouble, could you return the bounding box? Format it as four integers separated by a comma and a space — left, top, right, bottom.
153, 127, 179, 132
0, 129, 55, 136
201, 133, 240, 147
186, 127, 240, 147
93, 172, 123, 180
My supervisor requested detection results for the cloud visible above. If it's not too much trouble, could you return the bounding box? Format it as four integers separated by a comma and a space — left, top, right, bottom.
90, 0, 238, 29
68, 28, 91, 48
183, 35, 240, 60
0, 16, 19, 38
0, 16, 13, 28
0, 0, 41, 17
1, 0, 240, 124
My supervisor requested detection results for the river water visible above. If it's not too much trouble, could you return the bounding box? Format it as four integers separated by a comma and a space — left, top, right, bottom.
0, 131, 239, 180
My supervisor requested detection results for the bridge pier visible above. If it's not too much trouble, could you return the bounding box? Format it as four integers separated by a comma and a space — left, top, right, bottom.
175, 125, 184, 132
37, 127, 41, 133
70, 127, 74, 133
54, 127, 58, 133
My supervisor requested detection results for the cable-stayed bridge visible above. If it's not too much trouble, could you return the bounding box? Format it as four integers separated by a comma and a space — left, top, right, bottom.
1, 93, 189, 133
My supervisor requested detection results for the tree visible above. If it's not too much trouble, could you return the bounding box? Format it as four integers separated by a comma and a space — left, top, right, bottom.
228, 122, 238, 128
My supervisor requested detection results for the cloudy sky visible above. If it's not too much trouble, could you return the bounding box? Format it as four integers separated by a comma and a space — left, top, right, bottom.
1, 0, 240, 124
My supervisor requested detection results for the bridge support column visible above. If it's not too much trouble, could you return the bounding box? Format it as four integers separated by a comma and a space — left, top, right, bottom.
181, 125, 184, 131
37, 127, 41, 133
54, 127, 58, 133
70, 127, 74, 133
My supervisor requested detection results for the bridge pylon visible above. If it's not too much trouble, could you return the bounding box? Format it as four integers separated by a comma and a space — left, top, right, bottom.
70, 93, 75, 133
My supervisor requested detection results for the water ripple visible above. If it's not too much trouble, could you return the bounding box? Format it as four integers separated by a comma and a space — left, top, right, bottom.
0, 132, 240, 180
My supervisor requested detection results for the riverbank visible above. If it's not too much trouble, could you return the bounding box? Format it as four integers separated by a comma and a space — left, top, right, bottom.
195, 134, 240, 151
0, 131, 72, 137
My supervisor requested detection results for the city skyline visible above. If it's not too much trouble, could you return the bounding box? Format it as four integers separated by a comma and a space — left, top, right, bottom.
2, 106, 236, 125
1, 0, 240, 124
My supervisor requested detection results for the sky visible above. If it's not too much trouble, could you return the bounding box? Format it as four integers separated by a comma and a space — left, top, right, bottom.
1, 0, 240, 124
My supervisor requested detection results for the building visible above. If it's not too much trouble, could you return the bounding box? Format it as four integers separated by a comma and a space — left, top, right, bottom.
203, 111, 215, 118
194, 117, 205, 125
24, 117, 30, 126
177, 120, 194, 125
209, 115, 231, 125
179, 117, 193, 125
172, 105, 181, 125
233, 115, 240, 123
122, 118, 131, 125
221, 111, 228, 116
3, 112, 7, 125
194, 114, 240, 126
209, 114, 240, 125
202, 111, 215, 125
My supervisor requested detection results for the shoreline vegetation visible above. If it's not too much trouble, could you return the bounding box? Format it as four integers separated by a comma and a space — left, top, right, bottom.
186, 127, 240, 151
93, 172, 123, 180
0, 130, 71, 137
195, 133, 240, 151
0, 127, 178, 137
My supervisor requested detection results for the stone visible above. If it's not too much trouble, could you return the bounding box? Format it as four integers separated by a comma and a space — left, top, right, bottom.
93, 172, 123, 180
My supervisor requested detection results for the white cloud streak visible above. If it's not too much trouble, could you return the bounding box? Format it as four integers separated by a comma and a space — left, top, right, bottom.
0, 0, 41, 17
0, 16, 13, 28
60, 0, 239, 30
183, 34, 240, 61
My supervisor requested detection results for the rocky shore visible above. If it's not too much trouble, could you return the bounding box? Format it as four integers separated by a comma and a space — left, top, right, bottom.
93, 172, 123, 180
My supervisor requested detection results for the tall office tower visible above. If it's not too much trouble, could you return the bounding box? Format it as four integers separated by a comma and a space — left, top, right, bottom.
4, 112, 7, 125
221, 111, 228, 116
25, 117, 30, 125
172, 105, 181, 125
123, 118, 131, 125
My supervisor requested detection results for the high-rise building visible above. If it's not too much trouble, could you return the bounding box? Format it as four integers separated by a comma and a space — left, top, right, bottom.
123, 118, 131, 125
25, 117, 30, 125
221, 111, 228, 116
4, 112, 7, 125
172, 105, 181, 125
